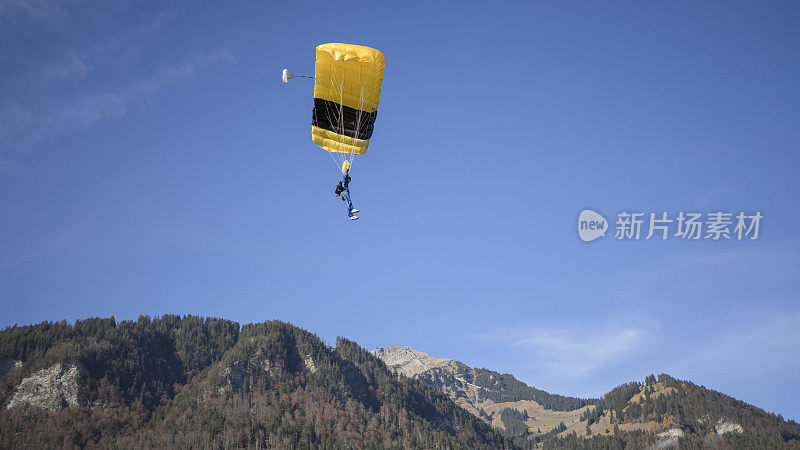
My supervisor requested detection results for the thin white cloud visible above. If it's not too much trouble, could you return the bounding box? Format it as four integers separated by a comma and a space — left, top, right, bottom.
0, 3, 235, 170
0, 50, 234, 152
479, 321, 652, 379
0, 0, 73, 25
129, 49, 237, 103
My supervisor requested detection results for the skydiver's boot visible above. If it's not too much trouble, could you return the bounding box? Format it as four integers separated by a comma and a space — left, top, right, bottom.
350, 216, 359, 220
350, 209, 360, 214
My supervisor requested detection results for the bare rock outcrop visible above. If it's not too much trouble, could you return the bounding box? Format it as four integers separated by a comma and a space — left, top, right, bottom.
302, 355, 317, 374
220, 361, 248, 392
5, 362, 86, 412
218, 357, 273, 394
650, 428, 684, 449
371, 346, 458, 378
716, 420, 743, 434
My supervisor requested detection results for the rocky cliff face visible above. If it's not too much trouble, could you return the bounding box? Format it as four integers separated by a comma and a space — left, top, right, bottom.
5, 362, 86, 412
371, 346, 589, 435
371, 346, 461, 378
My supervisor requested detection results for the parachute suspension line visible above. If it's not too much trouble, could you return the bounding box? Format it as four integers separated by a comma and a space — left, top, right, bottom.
334, 56, 355, 174
327, 62, 353, 178
331, 60, 347, 171
319, 55, 347, 172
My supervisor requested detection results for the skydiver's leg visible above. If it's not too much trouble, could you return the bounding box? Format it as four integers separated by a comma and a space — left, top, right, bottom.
344, 188, 356, 216
348, 199, 358, 214
346, 195, 354, 215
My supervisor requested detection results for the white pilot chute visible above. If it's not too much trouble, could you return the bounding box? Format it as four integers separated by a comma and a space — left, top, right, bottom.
281, 68, 295, 83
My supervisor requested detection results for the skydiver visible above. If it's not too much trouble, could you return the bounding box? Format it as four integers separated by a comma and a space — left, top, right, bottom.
334, 169, 359, 220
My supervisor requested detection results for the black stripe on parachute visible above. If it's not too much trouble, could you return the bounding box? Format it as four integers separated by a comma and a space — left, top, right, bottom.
312, 98, 377, 140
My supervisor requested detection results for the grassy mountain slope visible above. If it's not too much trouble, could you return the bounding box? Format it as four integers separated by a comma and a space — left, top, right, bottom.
373, 346, 597, 437
372, 346, 800, 449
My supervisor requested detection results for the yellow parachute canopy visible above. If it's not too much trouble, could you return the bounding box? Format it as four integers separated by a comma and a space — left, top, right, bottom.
311, 43, 385, 162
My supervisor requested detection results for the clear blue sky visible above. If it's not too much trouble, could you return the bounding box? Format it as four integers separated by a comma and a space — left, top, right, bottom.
2, 1, 799, 420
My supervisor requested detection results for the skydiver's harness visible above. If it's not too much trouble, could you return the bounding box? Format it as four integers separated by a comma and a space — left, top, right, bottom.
335, 170, 355, 216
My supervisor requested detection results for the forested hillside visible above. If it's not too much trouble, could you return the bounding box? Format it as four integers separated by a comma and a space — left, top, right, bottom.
0, 316, 508, 448
470, 368, 595, 411
1, 316, 799, 449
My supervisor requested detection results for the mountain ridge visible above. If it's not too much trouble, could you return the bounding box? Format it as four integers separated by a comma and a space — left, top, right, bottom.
0, 316, 509, 448
1, 316, 798, 449
371, 345, 800, 448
